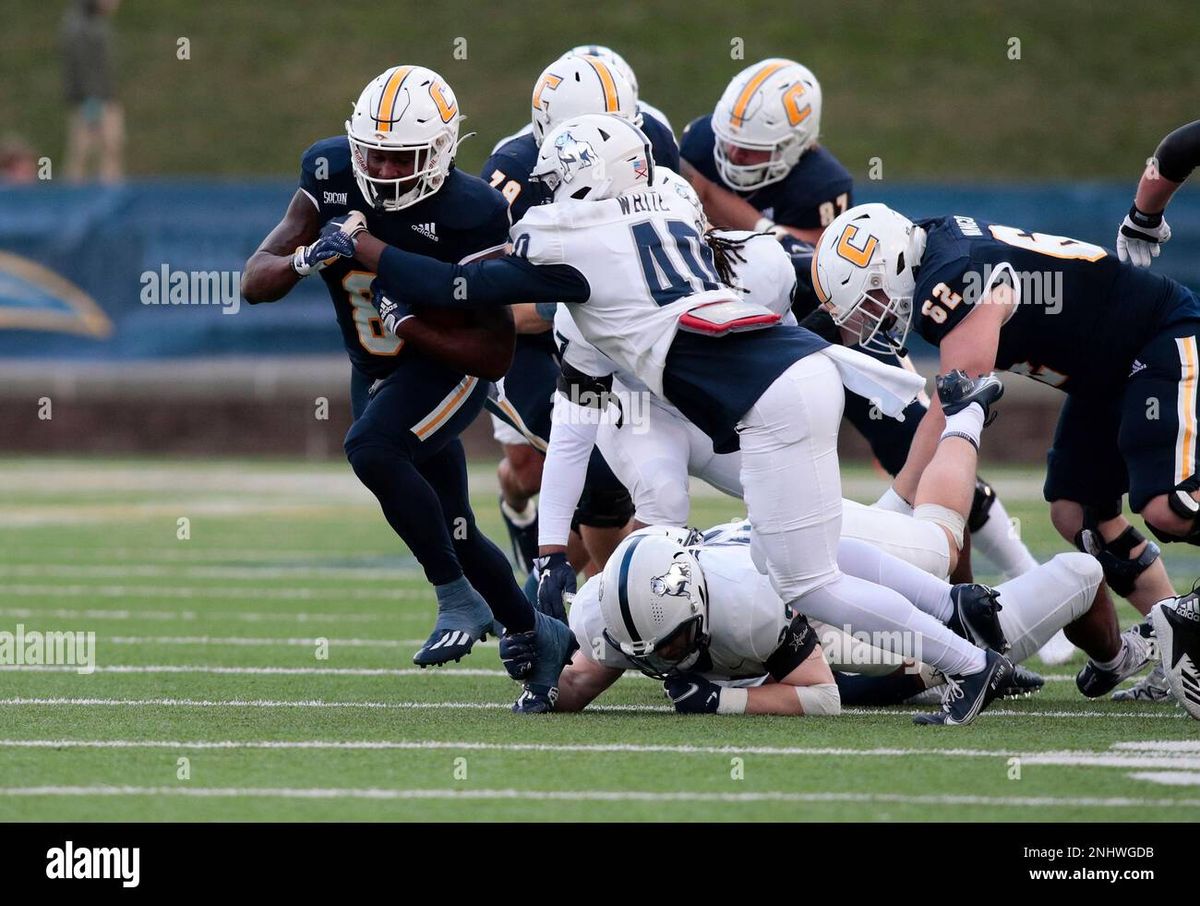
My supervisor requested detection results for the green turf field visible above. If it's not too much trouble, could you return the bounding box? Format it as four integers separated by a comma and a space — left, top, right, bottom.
0, 456, 1197, 822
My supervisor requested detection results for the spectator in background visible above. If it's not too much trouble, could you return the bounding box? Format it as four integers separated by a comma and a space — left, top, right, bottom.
60, 0, 123, 183
0, 136, 39, 185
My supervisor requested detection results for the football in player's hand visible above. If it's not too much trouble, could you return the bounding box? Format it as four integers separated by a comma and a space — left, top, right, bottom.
413, 306, 474, 329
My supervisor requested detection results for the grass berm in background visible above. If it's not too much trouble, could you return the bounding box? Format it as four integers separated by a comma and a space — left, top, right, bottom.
3, 0, 1199, 181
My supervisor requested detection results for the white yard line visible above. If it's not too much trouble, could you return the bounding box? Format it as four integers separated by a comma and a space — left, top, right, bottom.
0, 607, 384, 624
0, 665, 501, 677
0, 785, 1194, 808
0, 564, 421, 581
0, 696, 1184, 720
0, 738, 1196, 767
0, 584, 422, 601
1127, 772, 1200, 787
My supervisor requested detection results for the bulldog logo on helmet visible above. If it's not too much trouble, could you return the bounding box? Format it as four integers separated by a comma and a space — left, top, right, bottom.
554, 132, 599, 183
650, 560, 691, 598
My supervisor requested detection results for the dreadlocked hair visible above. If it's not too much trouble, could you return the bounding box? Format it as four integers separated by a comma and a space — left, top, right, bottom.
704, 229, 765, 293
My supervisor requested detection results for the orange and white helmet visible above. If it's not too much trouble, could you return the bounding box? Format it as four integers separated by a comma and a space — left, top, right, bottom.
531, 54, 640, 145
345, 65, 463, 211
812, 204, 926, 354
566, 44, 639, 97
711, 58, 822, 191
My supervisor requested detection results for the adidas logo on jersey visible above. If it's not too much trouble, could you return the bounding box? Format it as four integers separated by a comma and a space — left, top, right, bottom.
1130, 359, 1147, 376
412, 222, 439, 241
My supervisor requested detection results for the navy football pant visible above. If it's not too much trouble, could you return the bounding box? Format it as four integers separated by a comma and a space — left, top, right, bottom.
345, 364, 533, 632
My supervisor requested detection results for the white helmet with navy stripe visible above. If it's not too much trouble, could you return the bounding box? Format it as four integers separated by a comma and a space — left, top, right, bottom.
598, 530, 709, 678
345, 65, 463, 211
531, 54, 641, 146
711, 58, 822, 191
812, 203, 923, 355
531, 113, 654, 203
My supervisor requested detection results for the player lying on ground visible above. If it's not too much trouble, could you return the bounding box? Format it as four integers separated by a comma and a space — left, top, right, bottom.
239, 65, 575, 709
558, 519, 1130, 718
812, 203, 1200, 718
344, 114, 1019, 720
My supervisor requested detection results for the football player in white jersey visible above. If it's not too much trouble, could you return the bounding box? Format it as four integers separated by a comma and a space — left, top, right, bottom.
560, 520, 1142, 717
353, 113, 1014, 722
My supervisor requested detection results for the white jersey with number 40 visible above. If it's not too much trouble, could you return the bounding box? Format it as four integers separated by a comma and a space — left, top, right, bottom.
512, 180, 738, 396
552, 228, 799, 400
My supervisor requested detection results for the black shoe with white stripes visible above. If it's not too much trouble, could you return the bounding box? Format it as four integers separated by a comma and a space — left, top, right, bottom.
1152, 590, 1200, 720
947, 583, 1009, 652
913, 649, 1013, 726
412, 595, 494, 668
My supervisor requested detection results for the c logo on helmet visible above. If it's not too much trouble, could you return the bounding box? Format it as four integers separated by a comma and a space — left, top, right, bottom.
532, 73, 564, 112
429, 80, 457, 123
835, 223, 878, 268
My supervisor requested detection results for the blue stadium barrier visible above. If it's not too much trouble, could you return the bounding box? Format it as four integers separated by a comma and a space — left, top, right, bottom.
0, 180, 1198, 360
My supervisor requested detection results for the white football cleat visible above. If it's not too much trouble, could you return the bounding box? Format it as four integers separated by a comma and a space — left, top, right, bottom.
1151, 592, 1200, 720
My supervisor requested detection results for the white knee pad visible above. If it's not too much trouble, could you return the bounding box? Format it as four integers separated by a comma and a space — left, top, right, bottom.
914, 503, 966, 551
796, 683, 842, 716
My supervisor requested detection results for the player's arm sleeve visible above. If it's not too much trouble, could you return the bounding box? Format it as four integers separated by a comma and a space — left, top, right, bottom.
375, 246, 589, 308
457, 193, 512, 264
763, 614, 820, 682
1154, 119, 1200, 183
537, 361, 615, 548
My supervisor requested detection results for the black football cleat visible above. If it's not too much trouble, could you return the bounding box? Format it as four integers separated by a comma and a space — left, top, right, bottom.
412, 592, 494, 668
913, 649, 1013, 726
946, 583, 1009, 652
1151, 590, 1200, 720
936, 370, 1004, 425
1075, 624, 1155, 698
998, 663, 1044, 699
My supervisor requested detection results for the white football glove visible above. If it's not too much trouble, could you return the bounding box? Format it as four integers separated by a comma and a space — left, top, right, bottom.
1117, 205, 1171, 268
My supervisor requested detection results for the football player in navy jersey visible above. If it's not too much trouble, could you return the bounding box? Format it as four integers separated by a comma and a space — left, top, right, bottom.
679, 59, 851, 245
241, 66, 577, 711
814, 204, 1200, 711
480, 51, 681, 579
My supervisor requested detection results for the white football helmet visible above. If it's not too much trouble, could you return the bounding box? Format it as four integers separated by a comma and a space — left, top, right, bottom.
566, 44, 639, 97
711, 58, 822, 191
812, 203, 925, 354
599, 531, 709, 678
345, 65, 463, 211
531, 54, 640, 145
530, 113, 653, 203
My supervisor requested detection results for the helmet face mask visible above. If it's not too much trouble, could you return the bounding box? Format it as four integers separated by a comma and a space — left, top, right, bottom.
813, 203, 921, 355
603, 616, 709, 680
713, 133, 801, 191
345, 66, 462, 212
